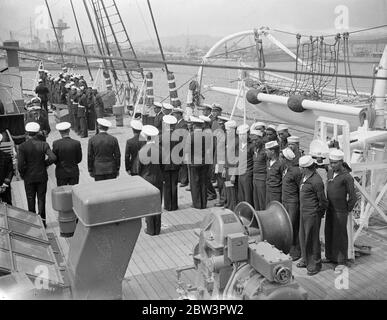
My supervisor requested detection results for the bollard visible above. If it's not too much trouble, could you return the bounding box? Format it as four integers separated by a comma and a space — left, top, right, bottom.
67, 176, 161, 300
52, 186, 77, 238
112, 105, 124, 127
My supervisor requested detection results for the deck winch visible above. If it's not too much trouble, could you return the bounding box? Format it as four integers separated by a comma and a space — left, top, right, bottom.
179, 201, 307, 300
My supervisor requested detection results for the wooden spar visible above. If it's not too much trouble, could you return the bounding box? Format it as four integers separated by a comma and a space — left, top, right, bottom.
44, 0, 65, 64
70, 0, 93, 81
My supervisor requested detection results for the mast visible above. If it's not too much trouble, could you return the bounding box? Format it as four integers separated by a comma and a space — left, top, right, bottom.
44, 0, 65, 64
70, 0, 93, 81
146, 0, 169, 74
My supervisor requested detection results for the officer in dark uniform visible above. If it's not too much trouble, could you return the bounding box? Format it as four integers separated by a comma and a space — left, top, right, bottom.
236, 124, 254, 206
200, 115, 217, 201
77, 86, 88, 138
25, 100, 51, 142
86, 87, 96, 131
18, 122, 56, 227
281, 147, 302, 261
125, 119, 145, 176
162, 115, 180, 211
265, 140, 284, 205
88, 119, 121, 181
52, 122, 82, 186
324, 149, 357, 271
153, 102, 164, 132
224, 120, 239, 210
172, 108, 189, 187
187, 117, 208, 209
210, 103, 223, 131
138, 125, 163, 235
297, 155, 328, 275
0, 133, 14, 205
251, 129, 267, 210
35, 79, 49, 112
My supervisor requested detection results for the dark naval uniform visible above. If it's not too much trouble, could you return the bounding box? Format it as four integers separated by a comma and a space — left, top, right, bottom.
88, 132, 121, 181
175, 119, 189, 186
125, 133, 145, 176
35, 83, 49, 112
252, 148, 267, 210
139, 141, 163, 235
325, 168, 357, 264
282, 165, 302, 260
162, 132, 180, 211
237, 140, 255, 206
52, 136, 82, 186
18, 136, 56, 226
299, 171, 328, 273
153, 111, 164, 132
266, 158, 284, 205
0, 148, 14, 205
188, 129, 209, 209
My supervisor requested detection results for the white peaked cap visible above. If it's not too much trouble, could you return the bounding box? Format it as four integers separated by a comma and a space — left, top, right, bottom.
131, 119, 143, 131
163, 103, 174, 110
329, 149, 345, 161
142, 125, 159, 137
276, 124, 289, 132
267, 124, 277, 131
225, 120, 237, 129
154, 102, 163, 108
163, 115, 177, 125
56, 122, 71, 131
287, 136, 300, 144
217, 116, 230, 122
172, 108, 184, 114
237, 124, 250, 134
25, 122, 40, 133
250, 129, 263, 137
251, 122, 266, 131
299, 155, 315, 168
199, 115, 211, 123
282, 148, 295, 160
97, 118, 112, 128
265, 140, 279, 149
190, 116, 204, 123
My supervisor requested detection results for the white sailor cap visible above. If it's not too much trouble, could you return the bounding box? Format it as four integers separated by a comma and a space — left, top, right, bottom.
97, 118, 112, 128
30, 97, 41, 104
56, 122, 71, 131
250, 129, 264, 137
190, 116, 204, 124
25, 122, 40, 133
80, 86, 85, 90
266, 124, 277, 132
162, 103, 174, 110
277, 124, 289, 132
142, 125, 159, 137
211, 103, 223, 111
299, 155, 315, 168
287, 136, 300, 144
265, 140, 279, 149
171, 108, 184, 114
282, 147, 295, 160
0, 133, 3, 142
38, 79, 43, 83
71, 85, 77, 90
217, 116, 230, 122
65, 83, 71, 89
251, 122, 266, 131
199, 115, 211, 123
237, 124, 250, 135
153, 102, 163, 108
131, 119, 143, 131
225, 120, 237, 130
329, 149, 345, 161
28, 106, 41, 111
163, 115, 178, 125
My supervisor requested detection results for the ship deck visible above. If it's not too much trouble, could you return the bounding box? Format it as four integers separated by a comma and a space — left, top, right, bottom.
10, 115, 387, 300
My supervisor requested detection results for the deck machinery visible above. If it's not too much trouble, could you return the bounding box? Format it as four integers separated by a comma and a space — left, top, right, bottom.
178, 201, 307, 300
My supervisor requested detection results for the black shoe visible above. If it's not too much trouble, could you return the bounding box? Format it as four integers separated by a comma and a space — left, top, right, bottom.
291, 255, 301, 261
296, 261, 307, 268
307, 269, 320, 276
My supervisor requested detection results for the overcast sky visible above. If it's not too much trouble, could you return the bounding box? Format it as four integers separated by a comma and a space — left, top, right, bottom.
0, 0, 386, 45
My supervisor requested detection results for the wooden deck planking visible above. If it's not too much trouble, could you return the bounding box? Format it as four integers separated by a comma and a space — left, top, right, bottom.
9, 115, 387, 300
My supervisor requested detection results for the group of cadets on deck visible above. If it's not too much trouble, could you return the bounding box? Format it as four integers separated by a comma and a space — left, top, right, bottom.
0, 84, 357, 276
